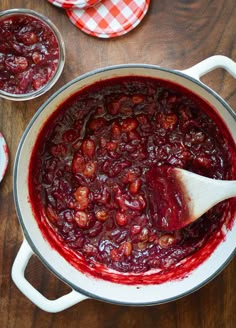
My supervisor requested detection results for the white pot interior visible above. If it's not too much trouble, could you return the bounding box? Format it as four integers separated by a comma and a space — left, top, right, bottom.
14, 65, 236, 305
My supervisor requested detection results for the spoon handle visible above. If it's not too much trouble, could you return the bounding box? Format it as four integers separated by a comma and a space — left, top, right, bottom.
175, 169, 236, 220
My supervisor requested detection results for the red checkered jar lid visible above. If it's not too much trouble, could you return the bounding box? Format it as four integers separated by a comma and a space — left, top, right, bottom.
66, 0, 150, 38
47, 0, 101, 9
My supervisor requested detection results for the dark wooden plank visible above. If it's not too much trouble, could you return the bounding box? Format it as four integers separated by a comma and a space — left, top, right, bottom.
0, 1, 235, 327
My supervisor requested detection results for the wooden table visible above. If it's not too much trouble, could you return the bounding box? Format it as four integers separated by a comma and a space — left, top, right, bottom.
0, 1, 235, 327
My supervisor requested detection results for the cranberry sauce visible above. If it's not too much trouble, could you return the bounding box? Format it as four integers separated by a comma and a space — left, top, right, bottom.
145, 165, 190, 231
0, 14, 60, 94
29, 76, 236, 281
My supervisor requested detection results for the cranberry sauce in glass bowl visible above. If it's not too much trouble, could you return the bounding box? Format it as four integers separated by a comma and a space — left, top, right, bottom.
28, 76, 236, 283
0, 9, 65, 101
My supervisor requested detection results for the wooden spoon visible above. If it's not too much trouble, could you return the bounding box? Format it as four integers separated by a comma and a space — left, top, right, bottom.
174, 168, 236, 225
145, 166, 236, 231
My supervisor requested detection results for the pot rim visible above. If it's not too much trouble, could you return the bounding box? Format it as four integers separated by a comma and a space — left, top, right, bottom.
13, 63, 236, 305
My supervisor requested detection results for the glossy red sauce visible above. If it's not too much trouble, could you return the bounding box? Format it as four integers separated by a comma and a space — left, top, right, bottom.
0, 14, 60, 94
28, 76, 236, 284
145, 165, 190, 231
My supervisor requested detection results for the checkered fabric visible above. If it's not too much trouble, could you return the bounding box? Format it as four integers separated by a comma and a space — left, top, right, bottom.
47, 0, 101, 9
66, 0, 150, 38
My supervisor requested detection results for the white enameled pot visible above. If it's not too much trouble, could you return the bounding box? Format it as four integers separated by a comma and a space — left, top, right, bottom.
12, 55, 236, 313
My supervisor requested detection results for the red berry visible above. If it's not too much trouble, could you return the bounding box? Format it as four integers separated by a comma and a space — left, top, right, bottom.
74, 211, 88, 228
95, 209, 109, 222
81, 139, 95, 158
115, 212, 128, 226
83, 161, 96, 177
158, 234, 176, 248
122, 118, 138, 132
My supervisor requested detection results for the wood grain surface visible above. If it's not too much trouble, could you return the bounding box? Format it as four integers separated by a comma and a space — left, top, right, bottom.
0, 0, 236, 327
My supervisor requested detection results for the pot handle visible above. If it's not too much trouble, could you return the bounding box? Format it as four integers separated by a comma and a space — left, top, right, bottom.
11, 239, 88, 313
181, 55, 236, 80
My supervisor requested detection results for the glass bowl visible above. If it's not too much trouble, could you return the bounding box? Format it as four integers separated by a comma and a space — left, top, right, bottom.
0, 8, 65, 101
